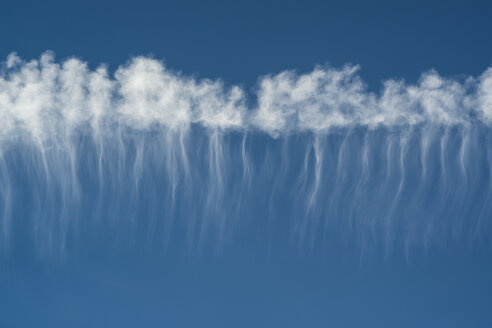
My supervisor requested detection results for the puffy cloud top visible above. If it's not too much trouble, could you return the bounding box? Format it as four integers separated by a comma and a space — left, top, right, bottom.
0, 52, 491, 142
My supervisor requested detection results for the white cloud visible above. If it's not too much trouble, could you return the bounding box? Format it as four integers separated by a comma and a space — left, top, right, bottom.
0, 52, 490, 143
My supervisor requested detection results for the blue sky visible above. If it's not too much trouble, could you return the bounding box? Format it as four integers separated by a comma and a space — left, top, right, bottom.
1, 0, 492, 327
2, 0, 492, 86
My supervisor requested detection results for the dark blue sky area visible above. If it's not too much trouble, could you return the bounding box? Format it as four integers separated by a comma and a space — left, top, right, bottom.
1, 0, 491, 88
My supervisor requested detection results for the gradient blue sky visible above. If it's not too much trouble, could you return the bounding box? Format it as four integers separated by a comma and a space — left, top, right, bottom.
1, 0, 492, 327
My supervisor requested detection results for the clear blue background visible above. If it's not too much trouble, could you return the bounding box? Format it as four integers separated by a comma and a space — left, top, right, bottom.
2, 0, 492, 88
1, 0, 492, 327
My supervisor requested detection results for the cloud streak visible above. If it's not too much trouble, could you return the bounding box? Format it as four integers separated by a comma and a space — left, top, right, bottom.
1, 52, 492, 258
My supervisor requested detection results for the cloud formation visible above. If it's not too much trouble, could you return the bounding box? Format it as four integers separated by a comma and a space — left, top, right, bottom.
0, 52, 491, 143
1, 52, 492, 258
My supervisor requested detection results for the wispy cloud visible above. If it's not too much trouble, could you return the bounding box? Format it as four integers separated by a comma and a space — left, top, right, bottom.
0, 52, 491, 258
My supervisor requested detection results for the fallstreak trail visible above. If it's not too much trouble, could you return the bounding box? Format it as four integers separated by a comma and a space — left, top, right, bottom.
0, 52, 492, 258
